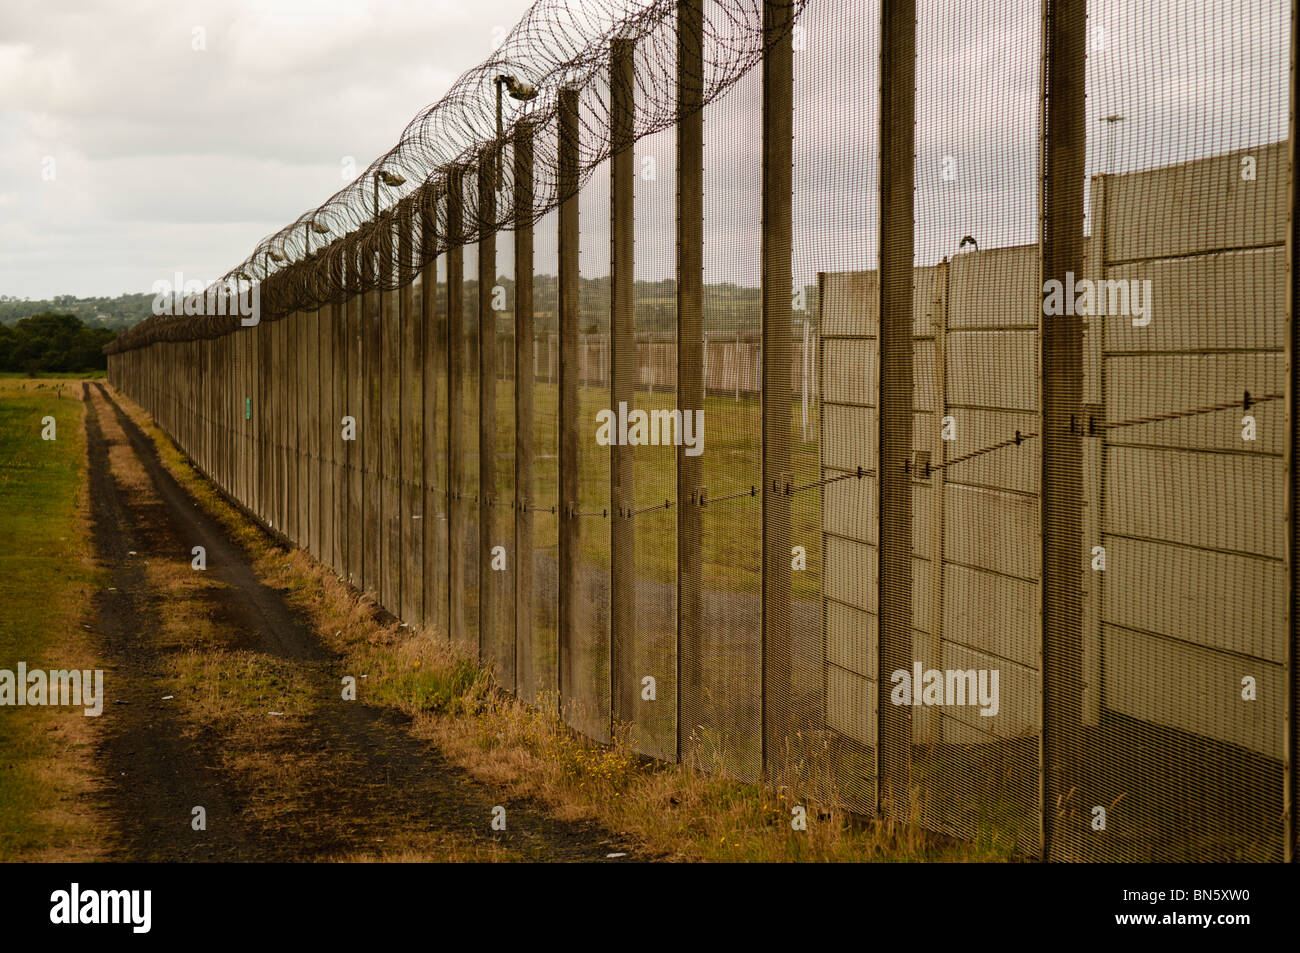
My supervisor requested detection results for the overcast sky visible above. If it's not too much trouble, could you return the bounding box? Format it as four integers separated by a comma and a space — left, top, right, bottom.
0, 0, 1289, 299
0, 0, 537, 298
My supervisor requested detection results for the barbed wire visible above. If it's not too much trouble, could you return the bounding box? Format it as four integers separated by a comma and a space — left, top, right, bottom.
575, 391, 1286, 517
318, 393, 1280, 522
1097, 392, 1281, 433
107, 0, 807, 354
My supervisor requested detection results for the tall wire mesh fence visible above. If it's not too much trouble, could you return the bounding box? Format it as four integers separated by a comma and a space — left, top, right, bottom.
106, 0, 1295, 860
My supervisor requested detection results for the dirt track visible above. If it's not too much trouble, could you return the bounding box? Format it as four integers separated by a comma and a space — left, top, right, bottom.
83, 381, 640, 861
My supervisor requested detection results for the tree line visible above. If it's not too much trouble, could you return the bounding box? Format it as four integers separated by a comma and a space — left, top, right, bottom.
0, 313, 117, 374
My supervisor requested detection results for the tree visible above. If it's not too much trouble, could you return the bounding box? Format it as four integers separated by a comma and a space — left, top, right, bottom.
0, 312, 116, 374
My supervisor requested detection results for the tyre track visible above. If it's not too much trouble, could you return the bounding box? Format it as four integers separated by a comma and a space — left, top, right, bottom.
88, 382, 642, 862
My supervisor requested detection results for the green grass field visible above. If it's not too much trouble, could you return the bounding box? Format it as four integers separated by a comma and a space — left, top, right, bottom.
0, 379, 99, 859
469, 378, 824, 599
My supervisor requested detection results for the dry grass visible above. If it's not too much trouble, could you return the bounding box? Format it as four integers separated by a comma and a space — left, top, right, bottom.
86, 389, 321, 831
109, 382, 1011, 862
331, 841, 514, 863
166, 649, 316, 728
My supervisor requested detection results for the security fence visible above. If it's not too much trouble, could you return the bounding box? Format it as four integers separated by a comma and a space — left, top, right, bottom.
106, 0, 1295, 861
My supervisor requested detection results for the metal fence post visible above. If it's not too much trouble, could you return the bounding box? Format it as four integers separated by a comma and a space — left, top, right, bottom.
319, 291, 333, 573
1039, 0, 1088, 861
263, 305, 272, 529
347, 241, 365, 588
447, 170, 467, 645
364, 231, 383, 596
306, 303, 320, 559
278, 311, 289, 537
252, 313, 263, 523
333, 250, 348, 577
268, 317, 278, 533
400, 198, 423, 626
1285, 0, 1296, 865
480, 160, 499, 670
558, 85, 581, 711
381, 210, 402, 614
295, 304, 308, 545
877, 0, 916, 819
514, 121, 536, 696
421, 193, 444, 635
611, 36, 637, 732
761, 0, 795, 776
676, 0, 704, 766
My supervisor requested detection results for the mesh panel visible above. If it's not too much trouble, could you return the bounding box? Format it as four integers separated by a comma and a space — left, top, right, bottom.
346, 269, 365, 589
461, 241, 482, 654
1050, 0, 1291, 862
306, 307, 321, 562
904, 0, 1042, 851
104, 0, 1295, 862
800, 0, 877, 811
427, 249, 450, 640
492, 200, 519, 689
401, 217, 423, 627
571, 145, 613, 745
363, 284, 383, 597
531, 207, 562, 706
683, 61, 763, 781
629, 120, 679, 761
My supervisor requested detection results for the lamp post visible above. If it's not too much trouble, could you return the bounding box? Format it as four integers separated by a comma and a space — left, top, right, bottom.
371, 170, 405, 286
305, 220, 330, 255
494, 73, 538, 181
372, 169, 406, 222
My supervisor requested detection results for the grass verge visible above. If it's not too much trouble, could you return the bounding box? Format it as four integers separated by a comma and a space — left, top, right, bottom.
110, 382, 1011, 862
0, 379, 104, 860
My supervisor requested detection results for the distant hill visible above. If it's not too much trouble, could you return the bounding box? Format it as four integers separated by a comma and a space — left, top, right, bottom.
0, 293, 154, 332
0, 277, 819, 339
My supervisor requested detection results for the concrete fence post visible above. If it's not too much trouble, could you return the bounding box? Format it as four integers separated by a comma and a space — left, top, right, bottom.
333, 250, 349, 577
364, 231, 383, 596
1039, 0, 1088, 861
676, 0, 704, 764
877, 0, 917, 818
421, 191, 444, 634
296, 305, 308, 546
558, 85, 581, 710
610, 36, 637, 731
761, 0, 796, 776
514, 121, 536, 696
347, 242, 365, 587
306, 302, 320, 560
400, 199, 422, 626
480, 161, 499, 671
447, 171, 467, 645
381, 211, 402, 614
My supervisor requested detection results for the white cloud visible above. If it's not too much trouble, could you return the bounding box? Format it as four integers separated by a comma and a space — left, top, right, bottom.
0, 0, 1289, 299
0, 0, 537, 297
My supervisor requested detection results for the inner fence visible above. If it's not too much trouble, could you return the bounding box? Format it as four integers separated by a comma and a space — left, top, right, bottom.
106, 0, 1295, 861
